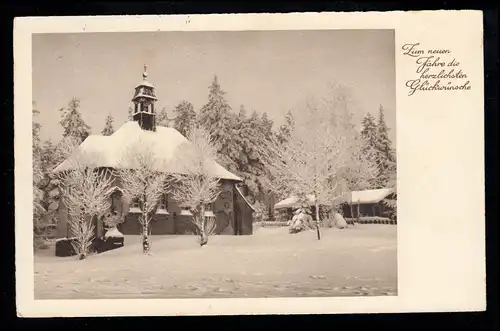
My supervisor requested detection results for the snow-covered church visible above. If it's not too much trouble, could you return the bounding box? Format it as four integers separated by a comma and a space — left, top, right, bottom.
53, 66, 254, 239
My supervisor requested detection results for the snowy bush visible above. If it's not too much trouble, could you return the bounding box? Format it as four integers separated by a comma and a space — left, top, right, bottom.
104, 226, 124, 239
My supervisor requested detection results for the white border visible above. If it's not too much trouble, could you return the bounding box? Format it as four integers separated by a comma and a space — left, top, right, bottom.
15, 11, 485, 317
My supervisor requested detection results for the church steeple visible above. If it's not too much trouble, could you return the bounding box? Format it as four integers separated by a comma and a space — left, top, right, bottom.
132, 64, 157, 131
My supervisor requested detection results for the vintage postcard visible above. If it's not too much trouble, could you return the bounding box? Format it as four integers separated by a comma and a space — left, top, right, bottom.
14, 11, 485, 317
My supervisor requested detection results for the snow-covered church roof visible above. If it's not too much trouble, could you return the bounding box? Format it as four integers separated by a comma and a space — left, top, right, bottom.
53, 121, 242, 181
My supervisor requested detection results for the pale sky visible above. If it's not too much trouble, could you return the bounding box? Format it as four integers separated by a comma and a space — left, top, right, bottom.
33, 30, 395, 144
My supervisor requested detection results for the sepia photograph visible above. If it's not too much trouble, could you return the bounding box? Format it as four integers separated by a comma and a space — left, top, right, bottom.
15, 11, 485, 317
31, 29, 397, 299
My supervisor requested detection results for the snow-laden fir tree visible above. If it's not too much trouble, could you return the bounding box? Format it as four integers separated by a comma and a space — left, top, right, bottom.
156, 106, 170, 127
59, 98, 91, 142
233, 109, 269, 203
38, 139, 62, 226
101, 114, 115, 136
173, 101, 197, 137
359, 112, 381, 188
258, 112, 276, 211
232, 105, 250, 167
115, 138, 169, 254
128, 106, 134, 121
261, 112, 274, 138
197, 75, 239, 172
361, 112, 378, 150
55, 138, 115, 260
32, 104, 45, 236
171, 124, 221, 246
276, 110, 295, 145
375, 105, 396, 187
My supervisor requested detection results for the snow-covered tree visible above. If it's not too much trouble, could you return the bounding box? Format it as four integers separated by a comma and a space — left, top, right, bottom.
36, 139, 62, 227
101, 114, 115, 136
173, 101, 196, 137
276, 110, 295, 145
361, 112, 378, 150
261, 112, 274, 137
55, 146, 115, 260
358, 112, 382, 189
339, 135, 380, 192
128, 106, 134, 121
156, 106, 170, 127
375, 105, 396, 187
197, 75, 238, 172
232, 105, 250, 167
262, 98, 349, 240
321, 82, 381, 197
115, 138, 169, 254
32, 104, 45, 225
238, 110, 264, 200
171, 124, 221, 246
59, 98, 91, 142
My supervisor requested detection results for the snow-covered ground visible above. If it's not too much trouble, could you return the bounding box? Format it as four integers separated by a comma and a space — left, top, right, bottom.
34, 225, 397, 299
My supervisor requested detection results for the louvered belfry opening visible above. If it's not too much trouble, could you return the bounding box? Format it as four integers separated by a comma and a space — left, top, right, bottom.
132, 64, 157, 132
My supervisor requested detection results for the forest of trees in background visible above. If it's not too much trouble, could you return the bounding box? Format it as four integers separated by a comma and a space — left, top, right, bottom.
32, 75, 396, 233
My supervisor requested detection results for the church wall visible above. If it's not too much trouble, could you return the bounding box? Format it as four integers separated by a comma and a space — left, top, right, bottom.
56, 172, 244, 237
235, 192, 254, 235
56, 195, 69, 238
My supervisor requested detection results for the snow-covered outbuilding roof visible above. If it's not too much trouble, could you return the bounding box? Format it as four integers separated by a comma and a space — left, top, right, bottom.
53, 121, 242, 181
274, 188, 396, 209
274, 194, 316, 209
334, 188, 396, 205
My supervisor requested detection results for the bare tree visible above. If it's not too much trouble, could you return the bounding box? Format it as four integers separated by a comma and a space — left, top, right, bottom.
55, 144, 115, 260
263, 97, 348, 240
115, 138, 169, 254
170, 124, 221, 246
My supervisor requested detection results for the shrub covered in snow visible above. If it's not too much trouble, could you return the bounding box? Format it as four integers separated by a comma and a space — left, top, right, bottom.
104, 226, 124, 238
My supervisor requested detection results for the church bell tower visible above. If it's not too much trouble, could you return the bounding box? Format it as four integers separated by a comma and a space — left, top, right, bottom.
132, 65, 157, 131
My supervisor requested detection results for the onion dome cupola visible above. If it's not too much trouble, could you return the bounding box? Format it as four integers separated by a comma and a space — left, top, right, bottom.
132, 64, 158, 131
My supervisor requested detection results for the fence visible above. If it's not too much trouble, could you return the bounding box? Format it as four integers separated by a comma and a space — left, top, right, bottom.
255, 221, 289, 228
345, 217, 397, 225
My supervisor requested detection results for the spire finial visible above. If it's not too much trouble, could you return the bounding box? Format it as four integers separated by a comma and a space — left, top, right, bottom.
143, 64, 148, 80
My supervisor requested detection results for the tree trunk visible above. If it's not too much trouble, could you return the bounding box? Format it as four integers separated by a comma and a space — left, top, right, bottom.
356, 201, 360, 223
315, 202, 321, 240
142, 212, 150, 254
199, 204, 208, 246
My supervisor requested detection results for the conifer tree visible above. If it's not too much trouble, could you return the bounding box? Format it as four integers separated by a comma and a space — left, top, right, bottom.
232, 105, 250, 166
375, 105, 396, 186
128, 106, 134, 121
361, 112, 378, 148
59, 98, 91, 142
276, 110, 295, 145
261, 112, 274, 137
243, 111, 267, 200
173, 101, 196, 136
197, 75, 238, 172
156, 106, 170, 127
32, 104, 45, 227
101, 114, 115, 136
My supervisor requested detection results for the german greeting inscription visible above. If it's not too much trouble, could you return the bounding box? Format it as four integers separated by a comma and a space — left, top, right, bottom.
402, 43, 472, 96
